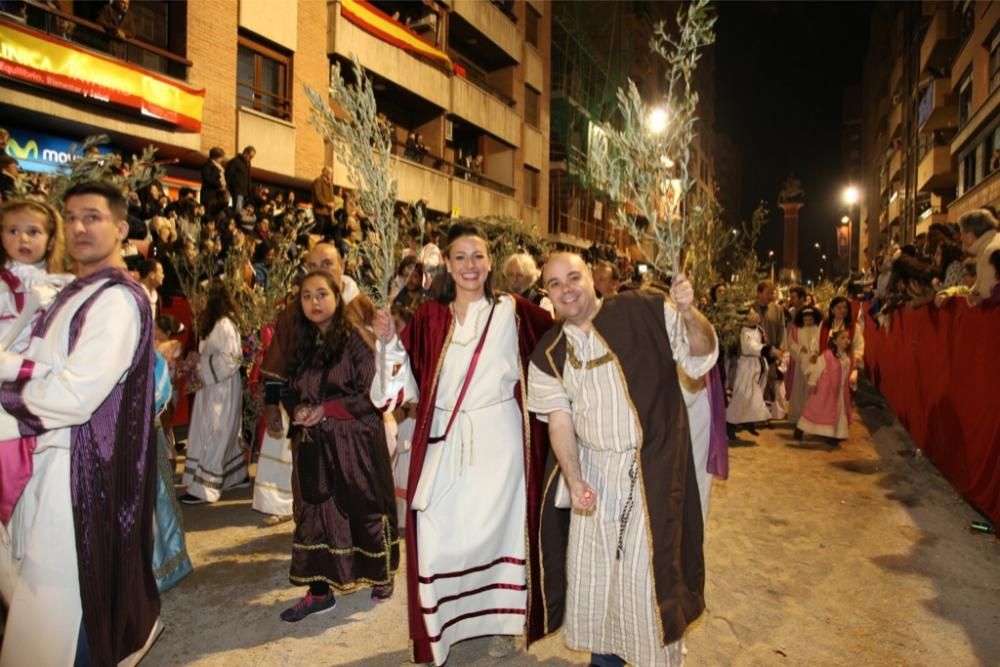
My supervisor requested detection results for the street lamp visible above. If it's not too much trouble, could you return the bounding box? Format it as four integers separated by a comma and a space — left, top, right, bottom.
842, 186, 860, 206
647, 107, 669, 135
842, 186, 861, 276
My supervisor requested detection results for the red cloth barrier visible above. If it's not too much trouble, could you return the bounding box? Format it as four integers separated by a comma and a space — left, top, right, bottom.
160, 296, 195, 427
863, 300, 1000, 527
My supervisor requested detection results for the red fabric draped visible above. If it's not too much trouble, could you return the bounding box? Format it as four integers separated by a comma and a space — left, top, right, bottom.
863, 300, 1000, 526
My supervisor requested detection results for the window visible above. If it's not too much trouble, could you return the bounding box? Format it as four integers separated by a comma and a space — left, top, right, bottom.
237, 35, 292, 121
524, 167, 540, 207
524, 85, 540, 127
990, 31, 1000, 93
958, 74, 972, 128
525, 6, 540, 48
960, 148, 977, 195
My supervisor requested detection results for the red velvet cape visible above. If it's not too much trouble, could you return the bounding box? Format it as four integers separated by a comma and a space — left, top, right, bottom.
398, 294, 554, 663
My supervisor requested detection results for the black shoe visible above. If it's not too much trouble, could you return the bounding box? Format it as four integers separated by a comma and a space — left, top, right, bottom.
280, 591, 336, 623
746, 425, 760, 436
179, 493, 209, 505
793, 428, 803, 441
371, 582, 394, 602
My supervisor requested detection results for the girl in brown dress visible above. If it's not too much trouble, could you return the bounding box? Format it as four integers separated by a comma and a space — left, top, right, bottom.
280, 271, 399, 623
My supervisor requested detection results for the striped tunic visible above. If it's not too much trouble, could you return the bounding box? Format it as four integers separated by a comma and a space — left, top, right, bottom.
527, 299, 716, 666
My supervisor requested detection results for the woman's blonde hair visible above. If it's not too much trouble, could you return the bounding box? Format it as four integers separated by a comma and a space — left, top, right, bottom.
0, 198, 66, 273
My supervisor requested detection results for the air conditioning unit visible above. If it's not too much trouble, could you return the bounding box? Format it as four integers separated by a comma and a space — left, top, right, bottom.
445, 119, 453, 142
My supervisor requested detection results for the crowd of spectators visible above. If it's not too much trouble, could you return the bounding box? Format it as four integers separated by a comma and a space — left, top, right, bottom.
867, 208, 1000, 323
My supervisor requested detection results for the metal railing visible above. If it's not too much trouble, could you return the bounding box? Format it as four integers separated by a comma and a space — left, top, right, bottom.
390, 138, 515, 196
6, 0, 191, 80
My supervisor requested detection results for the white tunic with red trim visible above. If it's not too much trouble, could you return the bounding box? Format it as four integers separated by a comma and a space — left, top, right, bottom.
372, 295, 527, 667
0, 262, 72, 357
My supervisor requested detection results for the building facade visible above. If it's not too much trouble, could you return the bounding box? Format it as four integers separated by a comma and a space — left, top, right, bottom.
857, 1, 1000, 269
1, 0, 551, 230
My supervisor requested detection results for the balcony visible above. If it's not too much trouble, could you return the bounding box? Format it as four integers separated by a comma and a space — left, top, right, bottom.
451, 176, 519, 218
395, 158, 451, 212
451, 76, 520, 147
450, 0, 521, 65
917, 145, 956, 193
916, 209, 948, 236
890, 56, 903, 97
888, 192, 902, 223
919, 6, 958, 76
917, 78, 957, 133
889, 103, 903, 140
889, 148, 903, 181
328, 1, 450, 110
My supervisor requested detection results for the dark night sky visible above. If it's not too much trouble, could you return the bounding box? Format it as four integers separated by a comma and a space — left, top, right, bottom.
715, 1, 872, 282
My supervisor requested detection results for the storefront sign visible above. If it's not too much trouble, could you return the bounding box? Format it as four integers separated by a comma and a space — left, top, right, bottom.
4, 126, 109, 174
0, 19, 205, 131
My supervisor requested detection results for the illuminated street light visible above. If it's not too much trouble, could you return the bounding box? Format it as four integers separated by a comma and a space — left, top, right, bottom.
768, 250, 774, 258
841, 215, 850, 225
814, 242, 821, 249
822, 254, 827, 261
842, 185, 860, 205
647, 107, 669, 135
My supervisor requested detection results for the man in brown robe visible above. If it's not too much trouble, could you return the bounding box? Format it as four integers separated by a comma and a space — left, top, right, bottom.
527, 253, 717, 667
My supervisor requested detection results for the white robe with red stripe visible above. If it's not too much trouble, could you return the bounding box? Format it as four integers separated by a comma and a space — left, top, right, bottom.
371, 296, 527, 667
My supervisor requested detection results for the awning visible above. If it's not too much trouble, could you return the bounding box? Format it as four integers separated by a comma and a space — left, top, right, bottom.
340, 0, 452, 69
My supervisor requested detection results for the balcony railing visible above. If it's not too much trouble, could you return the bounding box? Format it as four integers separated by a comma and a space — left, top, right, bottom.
449, 50, 516, 107
919, 6, 958, 76
7, 0, 191, 80
390, 139, 515, 197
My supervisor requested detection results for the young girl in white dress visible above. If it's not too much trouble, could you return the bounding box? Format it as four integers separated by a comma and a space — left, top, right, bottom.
0, 199, 71, 526
0, 199, 72, 360
725, 307, 774, 436
796, 329, 858, 445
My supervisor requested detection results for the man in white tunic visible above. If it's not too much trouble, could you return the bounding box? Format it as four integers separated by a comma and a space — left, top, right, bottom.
0, 181, 160, 666
527, 253, 717, 667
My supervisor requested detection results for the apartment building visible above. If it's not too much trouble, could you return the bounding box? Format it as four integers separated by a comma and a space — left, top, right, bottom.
548, 0, 717, 252
327, 0, 551, 231
0, 0, 329, 193
0, 0, 551, 230
857, 1, 999, 267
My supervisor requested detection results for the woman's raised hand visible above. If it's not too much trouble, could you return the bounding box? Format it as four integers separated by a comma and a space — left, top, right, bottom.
373, 308, 394, 342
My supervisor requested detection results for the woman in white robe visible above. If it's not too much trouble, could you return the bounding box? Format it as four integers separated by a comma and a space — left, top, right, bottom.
181, 286, 246, 504
370, 224, 552, 666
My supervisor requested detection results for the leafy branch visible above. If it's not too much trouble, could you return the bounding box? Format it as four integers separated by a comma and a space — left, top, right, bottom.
305, 55, 398, 306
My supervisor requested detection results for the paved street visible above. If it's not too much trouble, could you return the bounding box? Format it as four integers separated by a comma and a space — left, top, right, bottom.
146, 384, 1000, 666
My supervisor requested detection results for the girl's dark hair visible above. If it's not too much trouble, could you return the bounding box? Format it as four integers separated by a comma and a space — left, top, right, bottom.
198, 281, 239, 337
828, 328, 849, 355
289, 271, 350, 377
709, 282, 726, 303
794, 305, 821, 328
824, 296, 852, 329
155, 314, 180, 337
435, 220, 497, 305
936, 241, 964, 275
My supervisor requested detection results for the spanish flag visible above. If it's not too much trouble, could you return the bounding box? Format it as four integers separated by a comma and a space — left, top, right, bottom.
340, 0, 453, 69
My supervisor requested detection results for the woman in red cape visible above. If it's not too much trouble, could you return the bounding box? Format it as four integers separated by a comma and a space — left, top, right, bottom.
371, 222, 556, 665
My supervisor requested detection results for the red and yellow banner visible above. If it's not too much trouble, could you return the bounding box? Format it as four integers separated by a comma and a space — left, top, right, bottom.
0, 19, 205, 131
340, 0, 452, 69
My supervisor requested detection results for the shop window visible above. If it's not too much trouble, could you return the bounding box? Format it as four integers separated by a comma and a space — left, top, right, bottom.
237, 35, 292, 121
